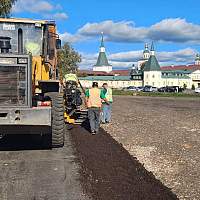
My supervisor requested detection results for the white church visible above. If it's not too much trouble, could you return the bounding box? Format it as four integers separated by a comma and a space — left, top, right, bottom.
92, 33, 112, 73
80, 35, 200, 89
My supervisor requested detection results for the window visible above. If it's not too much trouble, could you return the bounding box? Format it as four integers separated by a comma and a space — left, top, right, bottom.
152, 74, 155, 78
18, 28, 23, 53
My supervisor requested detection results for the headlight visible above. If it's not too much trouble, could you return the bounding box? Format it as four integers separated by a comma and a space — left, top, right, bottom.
18, 58, 27, 64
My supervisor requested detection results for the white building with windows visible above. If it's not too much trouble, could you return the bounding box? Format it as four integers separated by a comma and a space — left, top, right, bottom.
143, 42, 162, 87
80, 41, 200, 89
141, 43, 200, 88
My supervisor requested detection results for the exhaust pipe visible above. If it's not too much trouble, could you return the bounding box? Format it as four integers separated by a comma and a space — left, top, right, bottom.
0, 36, 11, 53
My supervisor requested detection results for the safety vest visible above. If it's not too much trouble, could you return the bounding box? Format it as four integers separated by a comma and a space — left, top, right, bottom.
87, 88, 102, 108
104, 88, 113, 103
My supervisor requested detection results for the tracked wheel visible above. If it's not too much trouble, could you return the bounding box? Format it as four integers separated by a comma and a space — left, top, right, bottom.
46, 92, 65, 148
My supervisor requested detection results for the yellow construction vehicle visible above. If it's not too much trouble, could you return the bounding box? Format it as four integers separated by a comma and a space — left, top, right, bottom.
0, 18, 65, 147
63, 73, 88, 125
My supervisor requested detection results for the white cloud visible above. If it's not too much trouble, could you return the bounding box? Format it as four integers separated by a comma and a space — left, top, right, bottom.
13, 0, 53, 13
109, 50, 142, 62
61, 18, 200, 44
45, 12, 68, 20
78, 20, 147, 43
78, 52, 98, 69
158, 48, 196, 63
149, 19, 200, 43
53, 13, 68, 20
110, 61, 134, 69
109, 48, 197, 63
79, 48, 197, 69
60, 32, 85, 43
12, 0, 68, 20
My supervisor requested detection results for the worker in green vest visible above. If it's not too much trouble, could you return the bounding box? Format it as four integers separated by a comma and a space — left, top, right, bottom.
85, 82, 109, 135
101, 83, 113, 124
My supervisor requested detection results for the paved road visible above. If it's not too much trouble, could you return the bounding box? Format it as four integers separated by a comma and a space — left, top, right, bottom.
0, 129, 89, 200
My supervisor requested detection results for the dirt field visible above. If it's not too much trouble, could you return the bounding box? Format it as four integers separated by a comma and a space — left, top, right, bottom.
101, 96, 200, 200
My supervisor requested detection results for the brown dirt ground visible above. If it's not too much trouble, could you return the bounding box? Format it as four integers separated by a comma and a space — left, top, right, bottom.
70, 124, 178, 200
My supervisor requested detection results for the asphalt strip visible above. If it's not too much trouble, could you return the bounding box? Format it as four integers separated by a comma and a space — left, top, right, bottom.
70, 124, 178, 200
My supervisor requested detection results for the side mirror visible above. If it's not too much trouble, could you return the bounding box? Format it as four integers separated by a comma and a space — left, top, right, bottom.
56, 39, 61, 49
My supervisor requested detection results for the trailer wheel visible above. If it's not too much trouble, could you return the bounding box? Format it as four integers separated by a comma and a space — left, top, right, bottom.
46, 92, 65, 148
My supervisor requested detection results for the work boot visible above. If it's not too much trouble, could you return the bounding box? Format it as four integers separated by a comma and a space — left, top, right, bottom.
91, 130, 96, 135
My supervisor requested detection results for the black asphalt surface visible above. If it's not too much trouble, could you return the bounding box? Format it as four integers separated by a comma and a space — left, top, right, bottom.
70, 124, 178, 200
0, 130, 89, 200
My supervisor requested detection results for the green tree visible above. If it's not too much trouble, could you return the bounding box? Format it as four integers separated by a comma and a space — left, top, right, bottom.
0, 0, 17, 18
57, 43, 81, 77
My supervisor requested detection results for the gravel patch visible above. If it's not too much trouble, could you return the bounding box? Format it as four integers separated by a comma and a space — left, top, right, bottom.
102, 96, 200, 200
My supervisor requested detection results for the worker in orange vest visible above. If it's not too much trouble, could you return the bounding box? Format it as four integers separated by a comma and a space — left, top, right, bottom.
85, 82, 109, 135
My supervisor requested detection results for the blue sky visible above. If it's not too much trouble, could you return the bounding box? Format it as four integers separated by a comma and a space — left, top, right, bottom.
12, 0, 200, 69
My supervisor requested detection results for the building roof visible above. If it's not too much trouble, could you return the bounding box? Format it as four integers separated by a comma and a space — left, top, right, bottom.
79, 76, 131, 81
161, 74, 190, 79
100, 32, 105, 47
112, 70, 130, 75
143, 50, 150, 53
143, 43, 150, 54
94, 33, 111, 67
81, 63, 200, 77
94, 52, 111, 66
150, 42, 155, 52
161, 69, 191, 79
79, 70, 130, 76
0, 17, 55, 25
162, 70, 192, 74
143, 42, 161, 71
195, 54, 200, 61
143, 55, 161, 71
161, 65, 200, 71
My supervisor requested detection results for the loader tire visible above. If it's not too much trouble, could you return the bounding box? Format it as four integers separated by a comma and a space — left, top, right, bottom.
46, 92, 65, 148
